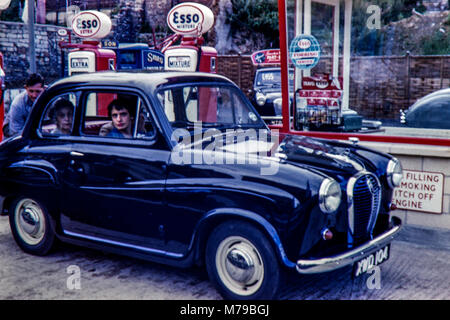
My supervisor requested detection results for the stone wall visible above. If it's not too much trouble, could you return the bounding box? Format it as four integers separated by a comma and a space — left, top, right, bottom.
0, 21, 64, 88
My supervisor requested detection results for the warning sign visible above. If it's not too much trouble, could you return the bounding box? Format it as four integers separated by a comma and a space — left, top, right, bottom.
392, 170, 444, 214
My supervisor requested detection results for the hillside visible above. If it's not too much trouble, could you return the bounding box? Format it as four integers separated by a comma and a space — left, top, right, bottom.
377, 10, 450, 55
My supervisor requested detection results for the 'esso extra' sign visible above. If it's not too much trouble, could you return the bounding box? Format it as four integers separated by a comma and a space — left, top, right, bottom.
167, 2, 214, 36
71, 10, 112, 39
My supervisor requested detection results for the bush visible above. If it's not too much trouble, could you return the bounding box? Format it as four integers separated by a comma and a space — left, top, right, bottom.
421, 30, 450, 55
228, 0, 279, 48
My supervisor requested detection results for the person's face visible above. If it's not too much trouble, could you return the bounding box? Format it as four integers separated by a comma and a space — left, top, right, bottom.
25, 83, 44, 102
56, 106, 73, 134
111, 106, 131, 132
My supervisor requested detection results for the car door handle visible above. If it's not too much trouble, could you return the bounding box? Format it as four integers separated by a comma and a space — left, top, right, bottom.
70, 151, 84, 157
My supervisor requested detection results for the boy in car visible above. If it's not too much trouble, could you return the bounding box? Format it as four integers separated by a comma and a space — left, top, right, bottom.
106, 98, 135, 138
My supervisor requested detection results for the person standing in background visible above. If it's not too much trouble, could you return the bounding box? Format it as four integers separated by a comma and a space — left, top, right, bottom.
3, 73, 45, 137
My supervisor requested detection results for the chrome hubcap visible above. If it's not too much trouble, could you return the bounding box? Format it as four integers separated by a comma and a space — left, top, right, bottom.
216, 236, 264, 296
15, 199, 46, 246
225, 246, 255, 283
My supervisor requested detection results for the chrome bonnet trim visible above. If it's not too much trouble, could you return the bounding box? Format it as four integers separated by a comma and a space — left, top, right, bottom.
296, 216, 402, 274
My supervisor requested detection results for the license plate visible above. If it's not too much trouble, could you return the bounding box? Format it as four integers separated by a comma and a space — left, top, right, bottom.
353, 244, 390, 277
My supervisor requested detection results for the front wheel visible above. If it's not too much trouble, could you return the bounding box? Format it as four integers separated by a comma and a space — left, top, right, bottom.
9, 197, 55, 256
205, 221, 281, 300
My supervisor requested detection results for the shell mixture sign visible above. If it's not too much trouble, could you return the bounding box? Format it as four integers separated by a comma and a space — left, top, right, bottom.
392, 170, 445, 214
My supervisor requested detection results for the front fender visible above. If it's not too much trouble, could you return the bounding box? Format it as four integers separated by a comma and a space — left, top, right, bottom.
191, 207, 296, 269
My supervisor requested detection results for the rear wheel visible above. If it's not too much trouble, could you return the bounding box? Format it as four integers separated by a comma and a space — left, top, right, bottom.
205, 221, 281, 300
9, 197, 55, 256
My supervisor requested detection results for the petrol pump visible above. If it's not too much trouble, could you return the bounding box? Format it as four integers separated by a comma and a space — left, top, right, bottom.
163, 2, 217, 73
63, 10, 116, 76
0, 51, 5, 141
163, 2, 218, 122
60, 10, 116, 116
276, 0, 363, 133
68, 42, 116, 76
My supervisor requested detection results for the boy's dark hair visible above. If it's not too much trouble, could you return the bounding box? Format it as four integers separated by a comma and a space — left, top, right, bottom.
107, 98, 135, 118
25, 73, 44, 87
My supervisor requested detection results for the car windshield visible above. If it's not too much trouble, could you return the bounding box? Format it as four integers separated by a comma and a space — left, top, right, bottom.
157, 84, 267, 131
256, 70, 294, 87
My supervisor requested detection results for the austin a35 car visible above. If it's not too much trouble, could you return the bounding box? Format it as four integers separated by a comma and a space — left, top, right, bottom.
0, 71, 402, 299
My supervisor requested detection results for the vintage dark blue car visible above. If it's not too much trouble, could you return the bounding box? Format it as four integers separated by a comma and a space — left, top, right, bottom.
0, 71, 402, 299
251, 67, 294, 118
400, 88, 450, 129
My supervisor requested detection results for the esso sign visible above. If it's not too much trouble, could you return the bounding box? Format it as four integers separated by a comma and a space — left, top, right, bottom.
167, 2, 214, 35
298, 39, 311, 49
0, 0, 11, 10
71, 10, 112, 39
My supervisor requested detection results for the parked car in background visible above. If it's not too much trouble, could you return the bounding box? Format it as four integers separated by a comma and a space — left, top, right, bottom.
401, 88, 450, 129
0, 71, 402, 300
251, 67, 294, 117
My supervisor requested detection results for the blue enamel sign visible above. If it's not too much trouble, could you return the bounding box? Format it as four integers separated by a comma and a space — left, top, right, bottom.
143, 49, 164, 70
289, 35, 321, 70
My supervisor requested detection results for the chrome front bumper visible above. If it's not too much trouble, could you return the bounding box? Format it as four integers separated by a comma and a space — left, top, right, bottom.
296, 216, 402, 274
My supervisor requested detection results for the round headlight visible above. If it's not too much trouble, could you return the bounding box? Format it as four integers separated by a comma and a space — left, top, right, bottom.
319, 178, 342, 214
387, 158, 403, 188
256, 92, 266, 106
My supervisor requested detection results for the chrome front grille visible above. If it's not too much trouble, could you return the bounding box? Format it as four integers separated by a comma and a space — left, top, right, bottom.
347, 173, 381, 244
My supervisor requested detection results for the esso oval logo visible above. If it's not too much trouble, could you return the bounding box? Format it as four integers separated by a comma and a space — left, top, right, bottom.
167, 2, 214, 35
0, 0, 12, 11
71, 10, 111, 39
298, 39, 311, 49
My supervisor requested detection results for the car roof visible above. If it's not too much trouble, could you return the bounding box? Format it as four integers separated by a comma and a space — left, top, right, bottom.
409, 88, 450, 111
49, 71, 233, 93
422, 88, 450, 99
255, 67, 294, 72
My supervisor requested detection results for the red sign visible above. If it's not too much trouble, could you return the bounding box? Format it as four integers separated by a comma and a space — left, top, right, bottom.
251, 49, 281, 65
298, 75, 343, 107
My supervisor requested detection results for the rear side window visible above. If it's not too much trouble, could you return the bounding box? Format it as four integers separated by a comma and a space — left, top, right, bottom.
80, 90, 156, 140
39, 92, 77, 136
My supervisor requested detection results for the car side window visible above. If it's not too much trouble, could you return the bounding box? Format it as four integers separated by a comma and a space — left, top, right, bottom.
81, 91, 156, 140
39, 92, 76, 136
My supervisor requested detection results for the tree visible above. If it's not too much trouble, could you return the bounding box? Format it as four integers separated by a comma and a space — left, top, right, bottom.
228, 0, 279, 50
113, 0, 143, 43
